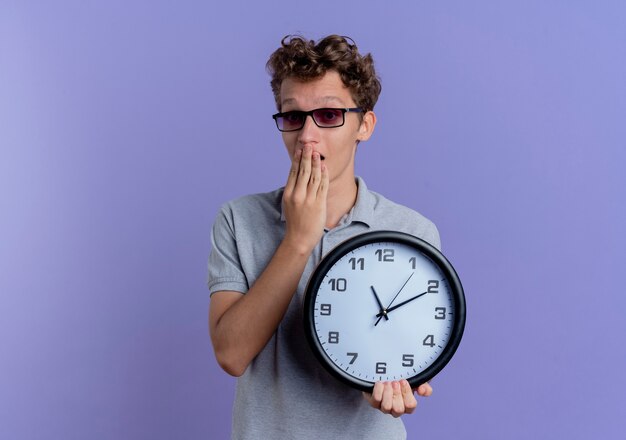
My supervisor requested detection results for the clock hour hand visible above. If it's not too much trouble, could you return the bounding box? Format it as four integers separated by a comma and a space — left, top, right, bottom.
370, 286, 388, 321
376, 291, 428, 317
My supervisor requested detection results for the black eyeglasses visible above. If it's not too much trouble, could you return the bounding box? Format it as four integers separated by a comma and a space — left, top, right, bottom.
272, 107, 363, 132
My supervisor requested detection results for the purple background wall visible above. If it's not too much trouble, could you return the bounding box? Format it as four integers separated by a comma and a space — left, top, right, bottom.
1, 1, 625, 439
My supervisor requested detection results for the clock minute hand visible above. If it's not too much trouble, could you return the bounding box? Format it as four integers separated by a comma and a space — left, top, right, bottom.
376, 291, 428, 317
370, 286, 388, 321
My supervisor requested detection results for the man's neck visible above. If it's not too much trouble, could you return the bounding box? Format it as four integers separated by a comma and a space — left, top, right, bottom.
325, 175, 358, 230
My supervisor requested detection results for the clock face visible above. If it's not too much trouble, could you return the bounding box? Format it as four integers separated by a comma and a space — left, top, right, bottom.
304, 231, 465, 392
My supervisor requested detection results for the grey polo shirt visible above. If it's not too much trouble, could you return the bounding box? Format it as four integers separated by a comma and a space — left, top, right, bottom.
208, 176, 440, 440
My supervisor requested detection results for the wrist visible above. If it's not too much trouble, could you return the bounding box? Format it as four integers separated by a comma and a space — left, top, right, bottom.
280, 234, 316, 257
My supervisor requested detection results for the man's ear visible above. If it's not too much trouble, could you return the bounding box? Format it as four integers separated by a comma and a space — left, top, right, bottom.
357, 110, 377, 142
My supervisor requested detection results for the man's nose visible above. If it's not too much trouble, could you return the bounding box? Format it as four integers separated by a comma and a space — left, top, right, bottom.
298, 114, 320, 143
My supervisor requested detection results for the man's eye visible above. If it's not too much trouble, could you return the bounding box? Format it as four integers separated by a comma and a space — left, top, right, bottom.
319, 110, 342, 123
284, 112, 303, 123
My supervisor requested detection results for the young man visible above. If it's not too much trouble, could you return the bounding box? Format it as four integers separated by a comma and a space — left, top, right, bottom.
208, 35, 439, 439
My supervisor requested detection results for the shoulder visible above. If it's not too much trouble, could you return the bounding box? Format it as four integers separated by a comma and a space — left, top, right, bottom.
367, 187, 441, 250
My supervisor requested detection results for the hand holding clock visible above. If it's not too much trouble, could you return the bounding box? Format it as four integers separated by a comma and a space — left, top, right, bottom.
363, 380, 433, 418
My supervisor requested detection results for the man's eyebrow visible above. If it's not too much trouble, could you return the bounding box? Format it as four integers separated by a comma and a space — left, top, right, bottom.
281, 96, 348, 108
320, 96, 347, 105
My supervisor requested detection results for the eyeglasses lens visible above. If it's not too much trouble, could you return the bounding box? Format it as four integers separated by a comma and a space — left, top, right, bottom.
277, 109, 345, 131
279, 112, 305, 131
312, 109, 344, 127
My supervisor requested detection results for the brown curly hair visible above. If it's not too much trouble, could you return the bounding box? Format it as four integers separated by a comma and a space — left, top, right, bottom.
266, 35, 382, 112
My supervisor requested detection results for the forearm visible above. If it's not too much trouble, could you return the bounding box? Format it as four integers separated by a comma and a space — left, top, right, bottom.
211, 145, 328, 376
210, 237, 312, 376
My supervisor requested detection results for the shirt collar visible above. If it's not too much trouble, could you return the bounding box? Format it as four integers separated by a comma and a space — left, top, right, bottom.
350, 176, 374, 227
279, 176, 373, 228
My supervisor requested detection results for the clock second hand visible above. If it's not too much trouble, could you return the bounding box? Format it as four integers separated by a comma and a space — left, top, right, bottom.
374, 272, 414, 326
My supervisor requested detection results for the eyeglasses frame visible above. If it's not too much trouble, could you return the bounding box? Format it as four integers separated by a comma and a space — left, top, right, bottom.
272, 107, 364, 132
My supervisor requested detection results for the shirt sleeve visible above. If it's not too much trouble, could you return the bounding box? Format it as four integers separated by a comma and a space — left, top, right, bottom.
207, 204, 249, 296
426, 222, 442, 251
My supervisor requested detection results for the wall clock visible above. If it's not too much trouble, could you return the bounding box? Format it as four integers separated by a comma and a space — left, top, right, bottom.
303, 231, 466, 391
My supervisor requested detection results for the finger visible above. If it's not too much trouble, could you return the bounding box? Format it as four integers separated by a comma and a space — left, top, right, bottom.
366, 381, 385, 408
390, 381, 405, 418
401, 380, 417, 414
294, 145, 312, 196
285, 148, 301, 194
307, 151, 322, 195
416, 382, 433, 397
317, 162, 329, 200
380, 381, 394, 414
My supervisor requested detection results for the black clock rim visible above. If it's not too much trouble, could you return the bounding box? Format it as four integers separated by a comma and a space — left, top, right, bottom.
303, 230, 466, 393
